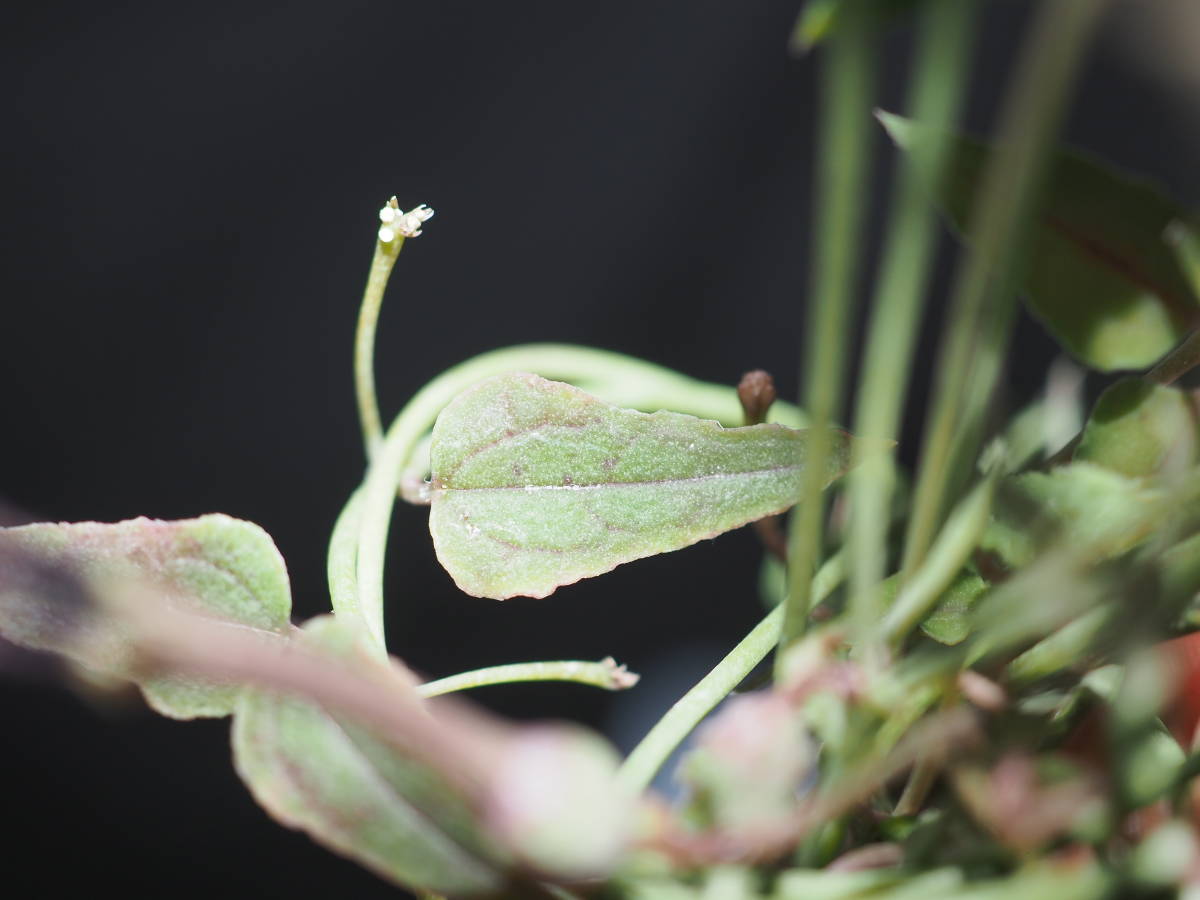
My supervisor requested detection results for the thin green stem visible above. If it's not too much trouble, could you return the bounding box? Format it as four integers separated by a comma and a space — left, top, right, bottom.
355, 225, 406, 458
900, 0, 1110, 577
780, 3, 878, 665
417, 658, 638, 698
847, 0, 977, 654
354, 344, 799, 649
618, 552, 845, 795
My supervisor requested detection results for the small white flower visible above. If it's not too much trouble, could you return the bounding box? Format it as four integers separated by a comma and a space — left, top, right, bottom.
378, 199, 434, 243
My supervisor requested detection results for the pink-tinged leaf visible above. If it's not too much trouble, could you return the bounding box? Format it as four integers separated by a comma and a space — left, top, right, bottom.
0, 514, 291, 718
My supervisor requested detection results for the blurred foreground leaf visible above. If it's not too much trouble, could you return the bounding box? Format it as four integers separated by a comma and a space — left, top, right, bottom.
0, 514, 290, 717
429, 373, 861, 599
881, 112, 1200, 371
233, 616, 633, 894
1074, 378, 1200, 477
232, 617, 508, 895
980, 464, 1164, 570
921, 571, 988, 646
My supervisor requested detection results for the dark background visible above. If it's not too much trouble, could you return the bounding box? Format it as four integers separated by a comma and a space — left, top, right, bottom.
2, 1, 1197, 896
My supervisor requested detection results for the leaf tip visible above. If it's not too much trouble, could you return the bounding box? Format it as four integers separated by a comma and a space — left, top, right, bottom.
875, 109, 909, 146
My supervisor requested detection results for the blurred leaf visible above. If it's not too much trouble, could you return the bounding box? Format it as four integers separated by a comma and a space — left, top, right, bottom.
979, 463, 1163, 570
429, 373, 859, 599
791, 0, 922, 54
680, 692, 816, 831
1074, 378, 1200, 477
880, 113, 1200, 371
953, 756, 1104, 856
1166, 219, 1200, 297
233, 616, 632, 893
0, 514, 290, 718
774, 868, 902, 898
232, 617, 508, 895
623, 879, 702, 900
484, 723, 632, 879
1007, 607, 1111, 684
1129, 820, 1200, 887
1121, 728, 1185, 807
920, 571, 988, 646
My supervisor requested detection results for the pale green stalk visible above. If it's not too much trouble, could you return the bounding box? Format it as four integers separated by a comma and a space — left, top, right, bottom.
355, 230, 407, 457
900, 0, 1111, 576
780, 4, 877, 663
618, 552, 845, 795
327, 487, 370, 638
418, 659, 637, 698
847, 0, 977, 650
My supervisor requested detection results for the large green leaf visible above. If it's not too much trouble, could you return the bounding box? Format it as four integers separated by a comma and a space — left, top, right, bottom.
428, 373, 859, 599
0, 514, 291, 718
880, 112, 1200, 371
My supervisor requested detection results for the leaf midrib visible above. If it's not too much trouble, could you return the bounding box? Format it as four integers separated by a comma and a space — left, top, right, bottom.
436, 462, 804, 494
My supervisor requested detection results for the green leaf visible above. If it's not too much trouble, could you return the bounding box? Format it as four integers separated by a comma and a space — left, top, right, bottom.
1074, 378, 1200, 477
880, 112, 1200, 371
791, 0, 922, 54
0, 514, 291, 718
1121, 728, 1186, 808
429, 373, 860, 600
1007, 607, 1111, 684
979, 464, 1164, 571
920, 571, 988, 646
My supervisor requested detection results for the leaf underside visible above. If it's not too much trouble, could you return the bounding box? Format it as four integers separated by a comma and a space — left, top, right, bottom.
429, 373, 858, 600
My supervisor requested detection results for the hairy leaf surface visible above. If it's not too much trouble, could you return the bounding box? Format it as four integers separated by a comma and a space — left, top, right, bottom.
881, 112, 1200, 371
429, 373, 858, 599
0, 514, 291, 717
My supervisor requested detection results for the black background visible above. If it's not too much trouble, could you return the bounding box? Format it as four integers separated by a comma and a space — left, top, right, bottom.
3, 1, 1198, 896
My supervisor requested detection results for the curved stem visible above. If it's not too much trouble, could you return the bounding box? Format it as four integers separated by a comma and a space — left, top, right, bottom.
418, 658, 639, 698
355, 233, 406, 458
617, 552, 845, 796
326, 488, 382, 650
